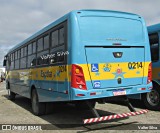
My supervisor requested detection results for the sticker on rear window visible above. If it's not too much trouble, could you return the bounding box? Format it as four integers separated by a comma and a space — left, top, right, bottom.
91, 64, 99, 72
94, 81, 101, 88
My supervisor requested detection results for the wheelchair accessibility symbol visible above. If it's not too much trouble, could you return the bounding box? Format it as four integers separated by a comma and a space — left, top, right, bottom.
91, 64, 99, 72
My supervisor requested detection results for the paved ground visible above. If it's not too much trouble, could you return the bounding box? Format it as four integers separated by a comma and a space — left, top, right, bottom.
0, 82, 159, 133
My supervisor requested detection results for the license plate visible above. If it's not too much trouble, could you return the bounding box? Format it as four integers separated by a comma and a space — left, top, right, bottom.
113, 89, 126, 96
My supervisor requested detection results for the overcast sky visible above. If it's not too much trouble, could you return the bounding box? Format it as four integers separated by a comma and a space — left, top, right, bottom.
0, 0, 160, 67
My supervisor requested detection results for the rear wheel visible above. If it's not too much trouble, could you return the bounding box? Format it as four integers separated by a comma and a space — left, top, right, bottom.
31, 89, 46, 116
142, 83, 160, 111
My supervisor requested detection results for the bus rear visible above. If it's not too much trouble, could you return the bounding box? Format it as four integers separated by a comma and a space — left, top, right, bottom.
69, 10, 152, 101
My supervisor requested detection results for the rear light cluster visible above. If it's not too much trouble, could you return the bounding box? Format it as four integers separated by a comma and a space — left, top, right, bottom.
71, 64, 87, 90
147, 62, 152, 84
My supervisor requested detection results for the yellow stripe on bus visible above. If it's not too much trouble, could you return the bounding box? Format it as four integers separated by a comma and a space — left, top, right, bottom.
80, 62, 150, 80
7, 62, 150, 82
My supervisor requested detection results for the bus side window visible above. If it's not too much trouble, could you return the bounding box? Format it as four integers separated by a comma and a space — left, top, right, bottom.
28, 54, 36, 67
33, 42, 36, 53
50, 50, 65, 64
37, 50, 49, 66
37, 38, 43, 52
51, 30, 58, 47
57, 50, 65, 62
44, 35, 49, 49
149, 33, 159, 62
31, 58, 36, 67
59, 27, 64, 45
50, 52, 57, 64
11, 53, 15, 70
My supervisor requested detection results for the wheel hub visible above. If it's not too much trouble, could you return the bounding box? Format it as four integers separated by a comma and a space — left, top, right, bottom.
147, 90, 160, 106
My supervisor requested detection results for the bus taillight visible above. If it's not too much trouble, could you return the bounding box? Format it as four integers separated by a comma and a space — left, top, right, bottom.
147, 62, 152, 84
71, 64, 87, 90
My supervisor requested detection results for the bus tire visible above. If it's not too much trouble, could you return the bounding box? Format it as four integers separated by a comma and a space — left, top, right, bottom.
142, 83, 160, 111
8, 89, 16, 101
31, 89, 46, 116
75, 100, 96, 110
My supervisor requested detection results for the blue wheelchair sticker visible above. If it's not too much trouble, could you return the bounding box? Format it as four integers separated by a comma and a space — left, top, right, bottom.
91, 64, 99, 72
94, 81, 101, 88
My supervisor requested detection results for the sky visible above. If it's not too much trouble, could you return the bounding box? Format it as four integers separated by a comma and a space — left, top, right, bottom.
0, 0, 160, 67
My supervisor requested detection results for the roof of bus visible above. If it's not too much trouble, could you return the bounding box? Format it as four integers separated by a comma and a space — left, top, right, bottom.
148, 23, 160, 34
7, 9, 140, 54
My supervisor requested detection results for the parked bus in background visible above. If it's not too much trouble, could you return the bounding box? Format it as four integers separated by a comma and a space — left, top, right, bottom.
146, 23, 160, 110
3, 10, 152, 121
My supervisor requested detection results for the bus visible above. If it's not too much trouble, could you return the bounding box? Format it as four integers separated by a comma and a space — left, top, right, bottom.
3, 10, 152, 123
146, 23, 160, 110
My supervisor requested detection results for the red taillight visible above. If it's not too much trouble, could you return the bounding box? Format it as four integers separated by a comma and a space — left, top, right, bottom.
147, 62, 152, 84
71, 64, 87, 90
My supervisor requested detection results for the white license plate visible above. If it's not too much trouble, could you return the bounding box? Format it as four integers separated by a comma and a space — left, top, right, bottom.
113, 89, 126, 96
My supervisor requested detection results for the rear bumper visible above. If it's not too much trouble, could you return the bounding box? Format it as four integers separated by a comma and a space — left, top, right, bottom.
71, 82, 152, 100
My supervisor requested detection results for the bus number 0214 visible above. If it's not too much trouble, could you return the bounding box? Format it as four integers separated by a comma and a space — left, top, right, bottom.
128, 62, 143, 69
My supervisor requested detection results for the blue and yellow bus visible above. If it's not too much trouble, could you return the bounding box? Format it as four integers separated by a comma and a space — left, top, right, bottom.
146, 23, 160, 110
3, 10, 152, 118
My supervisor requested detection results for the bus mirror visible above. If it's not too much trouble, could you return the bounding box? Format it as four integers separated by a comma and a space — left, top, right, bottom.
3, 56, 7, 66
3, 59, 6, 66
